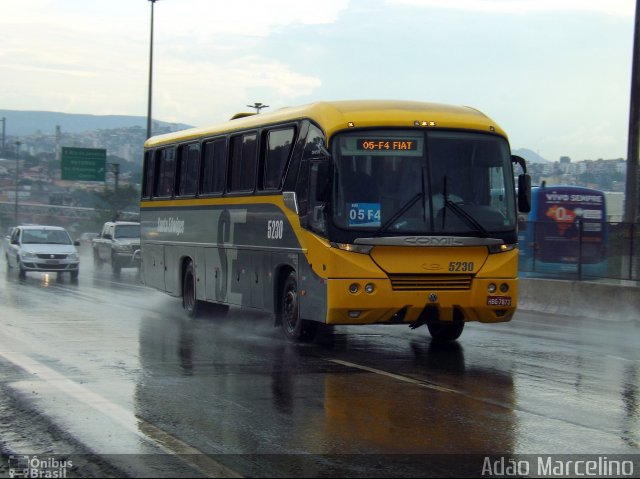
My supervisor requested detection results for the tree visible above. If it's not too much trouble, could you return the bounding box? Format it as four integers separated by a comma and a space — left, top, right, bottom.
92, 185, 140, 225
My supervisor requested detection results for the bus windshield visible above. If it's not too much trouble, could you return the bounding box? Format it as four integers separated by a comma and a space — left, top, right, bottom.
331, 130, 516, 236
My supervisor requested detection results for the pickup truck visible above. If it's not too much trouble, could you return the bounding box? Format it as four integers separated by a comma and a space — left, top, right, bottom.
92, 221, 141, 274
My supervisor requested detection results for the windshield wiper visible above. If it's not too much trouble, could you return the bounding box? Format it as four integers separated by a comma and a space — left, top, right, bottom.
374, 192, 424, 236
374, 167, 427, 236
443, 199, 489, 236
439, 176, 489, 236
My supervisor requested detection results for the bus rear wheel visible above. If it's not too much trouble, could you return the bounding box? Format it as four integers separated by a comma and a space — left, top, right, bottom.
183, 261, 199, 318
280, 272, 318, 343
427, 321, 465, 342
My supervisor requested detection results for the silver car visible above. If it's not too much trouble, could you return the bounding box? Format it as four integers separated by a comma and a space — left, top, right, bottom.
5, 225, 80, 280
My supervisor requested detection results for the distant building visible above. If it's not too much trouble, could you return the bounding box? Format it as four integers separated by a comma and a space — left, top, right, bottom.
604, 192, 624, 222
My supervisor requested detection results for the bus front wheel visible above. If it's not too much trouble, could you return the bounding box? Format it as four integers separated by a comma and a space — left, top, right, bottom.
427, 321, 465, 342
280, 272, 318, 343
183, 261, 199, 318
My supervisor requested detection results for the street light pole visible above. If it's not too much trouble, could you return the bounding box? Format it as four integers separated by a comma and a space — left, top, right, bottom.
146, 0, 158, 140
15, 141, 21, 224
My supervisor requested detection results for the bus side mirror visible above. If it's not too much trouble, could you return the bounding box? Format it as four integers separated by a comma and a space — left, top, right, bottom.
511, 154, 527, 174
518, 174, 531, 213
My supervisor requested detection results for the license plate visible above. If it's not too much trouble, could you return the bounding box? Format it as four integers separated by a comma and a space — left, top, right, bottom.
46, 259, 59, 264
487, 296, 512, 306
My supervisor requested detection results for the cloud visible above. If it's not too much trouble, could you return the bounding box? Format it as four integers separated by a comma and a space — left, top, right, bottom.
384, 0, 635, 16
153, 56, 322, 125
156, 0, 350, 38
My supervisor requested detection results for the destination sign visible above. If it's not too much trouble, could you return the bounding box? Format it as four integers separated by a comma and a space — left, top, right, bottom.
357, 139, 418, 151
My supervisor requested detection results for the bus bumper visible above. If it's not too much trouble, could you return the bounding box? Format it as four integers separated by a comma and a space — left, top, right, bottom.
324, 278, 517, 325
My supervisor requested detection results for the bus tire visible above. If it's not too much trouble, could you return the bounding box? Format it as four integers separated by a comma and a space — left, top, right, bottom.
427, 321, 465, 342
280, 272, 318, 342
183, 261, 199, 318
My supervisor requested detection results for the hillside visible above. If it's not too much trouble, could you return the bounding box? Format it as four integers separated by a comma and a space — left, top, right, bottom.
512, 148, 550, 164
0, 109, 192, 135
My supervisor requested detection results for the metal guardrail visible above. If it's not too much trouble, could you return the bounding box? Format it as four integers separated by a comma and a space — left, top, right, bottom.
0, 201, 139, 222
519, 220, 640, 282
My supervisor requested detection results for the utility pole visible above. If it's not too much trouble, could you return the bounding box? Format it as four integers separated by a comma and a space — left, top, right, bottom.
625, 0, 640, 224
0, 117, 5, 155
109, 163, 120, 191
147, 0, 158, 139
14, 141, 21, 224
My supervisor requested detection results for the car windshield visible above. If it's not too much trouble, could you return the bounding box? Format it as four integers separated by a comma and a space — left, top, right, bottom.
331, 130, 516, 235
114, 225, 140, 238
21, 229, 72, 245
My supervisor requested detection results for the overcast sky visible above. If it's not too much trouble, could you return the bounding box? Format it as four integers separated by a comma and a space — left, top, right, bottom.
0, 0, 636, 162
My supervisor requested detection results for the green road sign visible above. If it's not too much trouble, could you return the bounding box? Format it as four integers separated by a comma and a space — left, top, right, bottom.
61, 147, 106, 181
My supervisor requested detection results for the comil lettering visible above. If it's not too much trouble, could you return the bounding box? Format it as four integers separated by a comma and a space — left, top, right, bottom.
157, 217, 185, 236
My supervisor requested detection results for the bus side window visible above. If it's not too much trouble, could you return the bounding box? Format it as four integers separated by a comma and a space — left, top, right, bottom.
154, 147, 176, 198
142, 150, 155, 199
295, 124, 326, 226
228, 132, 257, 192
296, 160, 310, 218
201, 138, 227, 195
177, 143, 199, 197
263, 127, 295, 190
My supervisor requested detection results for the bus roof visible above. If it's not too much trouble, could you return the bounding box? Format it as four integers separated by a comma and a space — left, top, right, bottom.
144, 100, 508, 148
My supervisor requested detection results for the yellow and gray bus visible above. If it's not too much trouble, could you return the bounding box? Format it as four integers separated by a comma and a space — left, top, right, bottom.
140, 100, 531, 342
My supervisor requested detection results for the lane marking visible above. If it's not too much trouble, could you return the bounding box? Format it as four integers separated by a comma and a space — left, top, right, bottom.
607, 355, 640, 363
0, 349, 242, 478
328, 358, 460, 394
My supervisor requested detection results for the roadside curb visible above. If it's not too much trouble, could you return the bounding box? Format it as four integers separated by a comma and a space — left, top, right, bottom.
519, 278, 640, 321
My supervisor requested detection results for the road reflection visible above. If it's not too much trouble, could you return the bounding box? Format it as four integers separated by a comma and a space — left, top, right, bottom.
135, 310, 517, 475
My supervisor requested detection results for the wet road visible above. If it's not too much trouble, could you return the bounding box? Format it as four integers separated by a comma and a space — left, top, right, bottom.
0, 251, 639, 477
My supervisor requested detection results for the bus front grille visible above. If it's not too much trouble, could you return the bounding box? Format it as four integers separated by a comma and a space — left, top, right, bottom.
388, 274, 473, 291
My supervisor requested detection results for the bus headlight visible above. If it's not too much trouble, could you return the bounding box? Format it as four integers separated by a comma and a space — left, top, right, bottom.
331, 243, 373, 254
488, 283, 497, 293
488, 243, 517, 254
500, 283, 509, 293
364, 283, 375, 294
349, 283, 360, 294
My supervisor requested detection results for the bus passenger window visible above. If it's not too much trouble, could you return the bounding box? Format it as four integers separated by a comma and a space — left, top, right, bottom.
229, 133, 257, 192
178, 143, 199, 196
201, 139, 226, 194
142, 150, 155, 198
263, 127, 295, 190
154, 148, 176, 197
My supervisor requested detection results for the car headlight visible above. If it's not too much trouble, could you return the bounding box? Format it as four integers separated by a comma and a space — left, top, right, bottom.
113, 243, 132, 252
67, 253, 78, 261
21, 251, 37, 260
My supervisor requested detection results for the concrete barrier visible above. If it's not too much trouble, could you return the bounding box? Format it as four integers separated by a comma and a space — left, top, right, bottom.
519, 278, 640, 321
